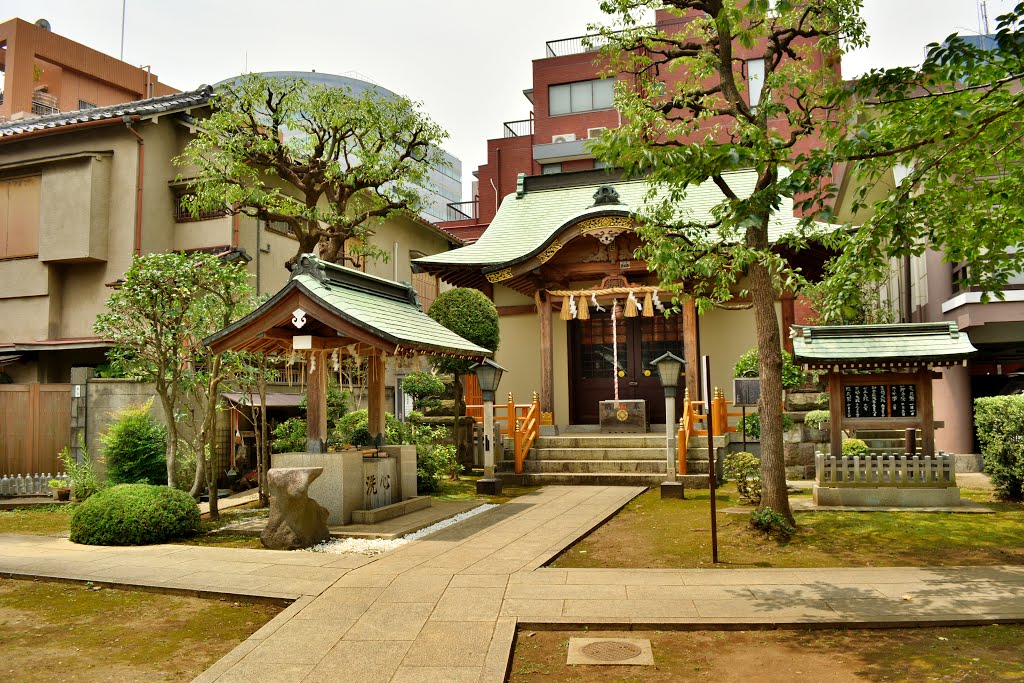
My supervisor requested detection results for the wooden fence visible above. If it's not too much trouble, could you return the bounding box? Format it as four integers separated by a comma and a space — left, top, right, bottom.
0, 384, 71, 476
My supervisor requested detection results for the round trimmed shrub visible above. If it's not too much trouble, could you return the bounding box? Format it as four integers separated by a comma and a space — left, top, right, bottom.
841, 438, 870, 456
70, 484, 201, 546
427, 288, 499, 375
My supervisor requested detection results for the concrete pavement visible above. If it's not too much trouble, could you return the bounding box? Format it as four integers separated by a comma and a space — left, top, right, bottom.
2, 485, 1023, 682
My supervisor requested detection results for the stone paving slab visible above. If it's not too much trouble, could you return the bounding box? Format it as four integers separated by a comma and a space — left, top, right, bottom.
5, 485, 1024, 683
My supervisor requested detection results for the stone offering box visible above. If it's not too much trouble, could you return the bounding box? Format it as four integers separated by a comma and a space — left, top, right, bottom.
272, 445, 418, 525
599, 399, 647, 433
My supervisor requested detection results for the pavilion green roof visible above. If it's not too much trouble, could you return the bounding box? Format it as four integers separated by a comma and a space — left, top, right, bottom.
415, 170, 818, 271
206, 255, 491, 358
791, 322, 977, 369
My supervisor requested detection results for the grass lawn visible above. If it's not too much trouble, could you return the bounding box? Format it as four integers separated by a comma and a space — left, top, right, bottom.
432, 473, 543, 504
0, 577, 281, 682
0, 504, 74, 535
510, 626, 1024, 682
552, 485, 1024, 569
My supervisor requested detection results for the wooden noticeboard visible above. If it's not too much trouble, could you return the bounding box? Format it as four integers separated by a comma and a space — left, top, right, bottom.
828, 369, 935, 456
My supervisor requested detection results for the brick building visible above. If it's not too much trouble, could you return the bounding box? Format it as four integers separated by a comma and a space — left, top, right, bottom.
0, 17, 177, 122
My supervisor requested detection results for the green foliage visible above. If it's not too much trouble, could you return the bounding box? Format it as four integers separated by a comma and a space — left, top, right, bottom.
100, 399, 168, 485
723, 452, 762, 504
814, 6, 1024, 319
401, 371, 446, 411
58, 438, 104, 502
590, 0, 868, 521
974, 396, 1024, 501
750, 506, 797, 538
333, 409, 407, 446
405, 423, 461, 493
739, 412, 795, 440
427, 289, 500, 375
804, 410, 831, 431
733, 348, 807, 389
272, 417, 307, 453
47, 479, 65, 489
802, 279, 896, 326
69, 484, 200, 546
93, 251, 256, 489
299, 380, 350, 426
841, 438, 870, 457
178, 73, 449, 267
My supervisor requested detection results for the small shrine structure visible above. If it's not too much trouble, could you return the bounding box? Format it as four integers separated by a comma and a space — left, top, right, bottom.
793, 322, 978, 508
791, 322, 977, 456
205, 255, 490, 525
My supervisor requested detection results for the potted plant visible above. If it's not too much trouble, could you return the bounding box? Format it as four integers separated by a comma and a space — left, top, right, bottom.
48, 479, 71, 501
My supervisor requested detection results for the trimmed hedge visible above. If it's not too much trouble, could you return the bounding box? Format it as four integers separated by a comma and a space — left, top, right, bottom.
100, 400, 167, 485
975, 395, 1024, 500
427, 288, 499, 375
841, 438, 870, 456
69, 484, 201, 546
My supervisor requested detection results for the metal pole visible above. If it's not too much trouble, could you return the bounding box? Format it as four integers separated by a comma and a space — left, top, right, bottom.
741, 405, 747, 452
702, 355, 719, 564
120, 0, 127, 61
665, 394, 677, 482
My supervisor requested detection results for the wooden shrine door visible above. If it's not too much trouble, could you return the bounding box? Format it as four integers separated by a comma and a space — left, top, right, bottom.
568, 314, 685, 425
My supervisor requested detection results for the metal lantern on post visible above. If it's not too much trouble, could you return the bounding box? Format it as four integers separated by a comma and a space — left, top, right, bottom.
650, 352, 686, 499
472, 358, 506, 495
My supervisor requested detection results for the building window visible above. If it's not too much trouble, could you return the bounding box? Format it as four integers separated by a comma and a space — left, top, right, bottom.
174, 193, 227, 222
77, 100, 97, 110
541, 163, 562, 175
0, 175, 41, 259
264, 219, 297, 238
747, 58, 765, 107
549, 78, 615, 116
411, 271, 439, 312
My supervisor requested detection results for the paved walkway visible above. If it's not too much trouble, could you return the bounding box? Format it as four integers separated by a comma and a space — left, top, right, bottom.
2, 485, 1024, 683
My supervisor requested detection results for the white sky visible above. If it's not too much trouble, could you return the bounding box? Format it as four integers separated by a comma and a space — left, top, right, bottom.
4, 0, 1013, 199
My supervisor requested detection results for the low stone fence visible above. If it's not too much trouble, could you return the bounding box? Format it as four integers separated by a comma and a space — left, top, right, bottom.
813, 452, 960, 507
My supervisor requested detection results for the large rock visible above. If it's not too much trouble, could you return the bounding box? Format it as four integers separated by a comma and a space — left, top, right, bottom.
261, 467, 330, 550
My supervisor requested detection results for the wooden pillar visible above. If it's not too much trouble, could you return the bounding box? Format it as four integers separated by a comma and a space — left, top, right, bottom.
828, 370, 843, 456
683, 298, 700, 404
306, 351, 328, 454
536, 289, 554, 423
781, 292, 795, 354
919, 367, 935, 456
367, 354, 387, 441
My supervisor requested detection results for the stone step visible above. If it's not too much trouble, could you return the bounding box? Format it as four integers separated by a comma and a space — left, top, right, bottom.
527, 447, 667, 461
524, 459, 668, 474
516, 472, 711, 488
534, 434, 667, 449
499, 458, 710, 475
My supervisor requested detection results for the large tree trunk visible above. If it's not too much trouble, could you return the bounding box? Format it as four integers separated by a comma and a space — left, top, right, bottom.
157, 391, 178, 489
452, 372, 471, 467
748, 259, 794, 524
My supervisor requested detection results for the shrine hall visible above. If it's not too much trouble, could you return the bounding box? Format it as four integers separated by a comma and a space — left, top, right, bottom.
413, 168, 832, 432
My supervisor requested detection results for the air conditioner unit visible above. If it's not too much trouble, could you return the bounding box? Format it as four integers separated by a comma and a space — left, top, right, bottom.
587, 127, 608, 139
551, 133, 577, 144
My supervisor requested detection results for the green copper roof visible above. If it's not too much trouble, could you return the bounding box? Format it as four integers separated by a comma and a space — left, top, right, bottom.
791, 323, 977, 366
415, 170, 815, 270
206, 255, 491, 358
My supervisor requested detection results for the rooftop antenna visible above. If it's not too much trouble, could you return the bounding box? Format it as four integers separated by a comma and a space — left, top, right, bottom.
979, 0, 990, 35
120, 0, 126, 60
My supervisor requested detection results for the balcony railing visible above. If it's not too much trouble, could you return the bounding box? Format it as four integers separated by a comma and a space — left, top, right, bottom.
503, 118, 533, 138
30, 93, 59, 116
544, 18, 693, 58
445, 199, 479, 222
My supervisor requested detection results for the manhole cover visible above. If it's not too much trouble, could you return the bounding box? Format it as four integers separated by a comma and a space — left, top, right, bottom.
580, 640, 644, 662
567, 637, 654, 666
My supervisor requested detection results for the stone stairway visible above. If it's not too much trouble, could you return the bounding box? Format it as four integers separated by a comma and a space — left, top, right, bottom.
497, 432, 725, 488
856, 429, 921, 454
